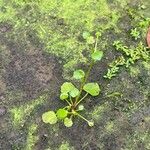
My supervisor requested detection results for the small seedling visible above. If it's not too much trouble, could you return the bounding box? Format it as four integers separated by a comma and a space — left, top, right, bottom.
130, 28, 140, 40
104, 39, 149, 80
42, 32, 103, 127
104, 56, 125, 79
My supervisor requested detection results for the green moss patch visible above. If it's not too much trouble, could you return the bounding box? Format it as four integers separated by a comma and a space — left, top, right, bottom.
25, 123, 38, 150
10, 95, 47, 128
59, 141, 74, 150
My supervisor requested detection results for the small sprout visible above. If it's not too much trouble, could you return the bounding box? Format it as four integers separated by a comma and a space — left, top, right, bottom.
42, 111, 57, 124
78, 105, 84, 111
87, 36, 95, 44
60, 93, 68, 100
73, 69, 85, 80
69, 88, 79, 98
82, 31, 90, 39
130, 28, 140, 40
88, 121, 94, 127
64, 118, 73, 127
61, 82, 75, 93
83, 83, 100, 96
92, 51, 103, 61
56, 109, 68, 120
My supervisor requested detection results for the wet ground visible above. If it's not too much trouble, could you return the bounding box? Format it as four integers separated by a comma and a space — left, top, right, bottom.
0, 0, 150, 150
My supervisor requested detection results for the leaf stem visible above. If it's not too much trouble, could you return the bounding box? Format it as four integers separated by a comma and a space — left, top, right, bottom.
75, 93, 88, 107
75, 112, 90, 123
94, 34, 99, 52
65, 99, 71, 106
69, 95, 73, 105
74, 36, 99, 107
74, 60, 94, 104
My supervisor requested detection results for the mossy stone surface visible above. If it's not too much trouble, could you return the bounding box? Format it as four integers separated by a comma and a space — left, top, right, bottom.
0, 0, 150, 149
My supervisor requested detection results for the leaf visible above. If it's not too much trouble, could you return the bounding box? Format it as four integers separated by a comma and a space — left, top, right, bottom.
88, 121, 94, 127
92, 51, 103, 61
69, 88, 79, 98
82, 31, 90, 39
83, 83, 100, 96
42, 111, 57, 124
56, 109, 68, 120
60, 93, 68, 100
147, 27, 150, 48
87, 36, 95, 44
73, 69, 85, 79
64, 118, 73, 127
61, 82, 75, 93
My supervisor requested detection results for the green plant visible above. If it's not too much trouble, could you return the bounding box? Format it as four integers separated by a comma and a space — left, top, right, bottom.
130, 28, 140, 40
104, 40, 149, 79
42, 33, 103, 127
104, 56, 125, 79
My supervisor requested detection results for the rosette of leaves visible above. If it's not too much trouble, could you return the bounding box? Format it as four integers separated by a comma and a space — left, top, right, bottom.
42, 32, 103, 127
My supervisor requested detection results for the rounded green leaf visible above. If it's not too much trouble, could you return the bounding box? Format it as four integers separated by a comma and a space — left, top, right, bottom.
42, 111, 57, 124
69, 88, 79, 98
83, 83, 100, 96
64, 118, 73, 127
92, 51, 103, 61
56, 109, 68, 120
82, 31, 90, 39
61, 82, 75, 93
73, 69, 85, 80
60, 93, 68, 100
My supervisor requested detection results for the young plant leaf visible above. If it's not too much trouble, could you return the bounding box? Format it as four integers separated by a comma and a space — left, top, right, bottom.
56, 109, 68, 120
60, 93, 68, 100
69, 88, 79, 98
82, 31, 90, 39
92, 51, 103, 61
83, 83, 100, 96
64, 118, 73, 127
61, 82, 75, 93
73, 69, 85, 80
42, 111, 57, 124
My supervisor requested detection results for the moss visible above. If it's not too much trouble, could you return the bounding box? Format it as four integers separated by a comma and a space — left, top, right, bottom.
57, 0, 111, 31
144, 116, 150, 123
124, 129, 150, 150
59, 141, 74, 150
32, 0, 122, 79
105, 121, 115, 133
143, 61, 150, 71
116, 0, 131, 8
0, 0, 124, 79
0, 1, 17, 22
25, 124, 38, 150
10, 95, 47, 128
90, 102, 110, 122
129, 66, 140, 77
